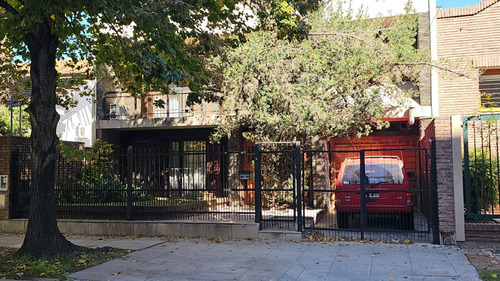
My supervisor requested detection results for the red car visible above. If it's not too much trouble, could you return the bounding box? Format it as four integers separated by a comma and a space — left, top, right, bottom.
334, 156, 414, 229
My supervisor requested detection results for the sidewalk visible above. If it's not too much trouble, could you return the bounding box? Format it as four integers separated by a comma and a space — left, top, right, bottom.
0, 233, 480, 281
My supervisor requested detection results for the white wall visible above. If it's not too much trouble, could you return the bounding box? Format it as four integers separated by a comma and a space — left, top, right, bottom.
332, 0, 429, 17
56, 80, 96, 147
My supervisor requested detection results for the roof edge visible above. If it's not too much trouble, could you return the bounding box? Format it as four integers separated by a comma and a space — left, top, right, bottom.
437, 0, 500, 19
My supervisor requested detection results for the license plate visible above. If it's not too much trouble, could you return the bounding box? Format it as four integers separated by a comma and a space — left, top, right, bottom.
368, 192, 380, 198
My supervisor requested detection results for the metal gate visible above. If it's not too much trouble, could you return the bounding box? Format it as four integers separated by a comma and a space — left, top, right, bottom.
254, 142, 302, 231
253, 141, 439, 243
464, 115, 500, 218
301, 146, 438, 243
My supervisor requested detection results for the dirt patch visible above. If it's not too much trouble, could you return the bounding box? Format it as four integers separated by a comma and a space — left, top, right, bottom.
459, 242, 500, 270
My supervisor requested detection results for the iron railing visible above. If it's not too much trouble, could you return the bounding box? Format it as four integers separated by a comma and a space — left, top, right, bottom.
464, 115, 500, 218
103, 91, 220, 120
11, 140, 439, 243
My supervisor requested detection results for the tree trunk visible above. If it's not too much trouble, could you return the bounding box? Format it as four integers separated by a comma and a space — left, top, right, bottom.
17, 21, 78, 257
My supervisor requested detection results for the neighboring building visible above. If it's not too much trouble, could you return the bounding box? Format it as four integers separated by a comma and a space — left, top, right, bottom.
437, 0, 500, 115
56, 80, 96, 147
54, 60, 96, 147
427, 0, 500, 242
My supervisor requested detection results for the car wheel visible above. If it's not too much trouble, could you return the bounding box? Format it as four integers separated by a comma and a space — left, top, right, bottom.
337, 212, 348, 228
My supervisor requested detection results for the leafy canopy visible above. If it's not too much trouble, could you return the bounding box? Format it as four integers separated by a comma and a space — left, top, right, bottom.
213, 1, 428, 147
0, 0, 255, 100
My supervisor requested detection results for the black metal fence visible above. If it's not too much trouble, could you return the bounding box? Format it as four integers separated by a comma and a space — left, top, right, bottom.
300, 147, 437, 243
464, 115, 500, 218
11, 139, 439, 243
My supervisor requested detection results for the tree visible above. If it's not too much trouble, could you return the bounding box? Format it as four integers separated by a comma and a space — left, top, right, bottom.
0, 0, 257, 258
213, 2, 428, 147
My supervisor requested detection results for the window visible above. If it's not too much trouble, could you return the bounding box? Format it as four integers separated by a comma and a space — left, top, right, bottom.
480, 70, 500, 110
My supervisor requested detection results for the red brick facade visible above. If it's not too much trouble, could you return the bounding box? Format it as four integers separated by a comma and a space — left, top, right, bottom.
0, 136, 31, 220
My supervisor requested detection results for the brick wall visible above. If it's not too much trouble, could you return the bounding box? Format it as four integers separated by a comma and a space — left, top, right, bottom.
433, 117, 455, 233
420, 117, 455, 235
437, 0, 500, 116
0, 136, 31, 219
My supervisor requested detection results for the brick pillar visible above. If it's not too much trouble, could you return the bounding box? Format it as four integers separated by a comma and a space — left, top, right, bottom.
0, 137, 10, 219
433, 117, 456, 242
0, 136, 31, 220
420, 117, 457, 243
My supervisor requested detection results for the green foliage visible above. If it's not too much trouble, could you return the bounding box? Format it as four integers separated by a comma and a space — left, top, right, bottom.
0, 104, 31, 137
256, 0, 319, 40
0, 247, 126, 280
465, 148, 500, 214
478, 269, 500, 281
0, 0, 256, 107
58, 140, 152, 205
213, 2, 427, 147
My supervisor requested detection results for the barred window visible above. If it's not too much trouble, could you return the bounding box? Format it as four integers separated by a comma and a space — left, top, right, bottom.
480, 71, 500, 110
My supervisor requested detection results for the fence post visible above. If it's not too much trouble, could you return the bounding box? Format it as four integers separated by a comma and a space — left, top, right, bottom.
360, 151, 367, 240
254, 144, 262, 224
295, 142, 303, 232
127, 146, 133, 221
462, 117, 472, 218
430, 137, 440, 244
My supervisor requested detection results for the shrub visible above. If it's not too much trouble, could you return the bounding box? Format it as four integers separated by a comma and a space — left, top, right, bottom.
465, 148, 500, 214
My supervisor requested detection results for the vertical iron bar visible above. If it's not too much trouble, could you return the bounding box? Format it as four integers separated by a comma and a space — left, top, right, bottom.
430, 137, 440, 244
496, 119, 500, 214
254, 144, 262, 224
480, 120, 486, 212
295, 142, 303, 232
488, 123, 494, 214
360, 151, 367, 240
463, 117, 472, 217
127, 146, 133, 221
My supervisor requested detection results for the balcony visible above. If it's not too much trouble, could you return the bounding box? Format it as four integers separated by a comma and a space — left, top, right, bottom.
99, 88, 223, 130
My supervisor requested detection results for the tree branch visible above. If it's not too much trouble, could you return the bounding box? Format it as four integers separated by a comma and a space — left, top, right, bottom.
63, 15, 93, 55
308, 32, 370, 43
394, 62, 475, 78
0, 0, 19, 16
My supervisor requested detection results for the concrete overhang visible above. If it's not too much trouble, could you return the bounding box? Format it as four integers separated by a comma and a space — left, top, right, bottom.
99, 115, 222, 130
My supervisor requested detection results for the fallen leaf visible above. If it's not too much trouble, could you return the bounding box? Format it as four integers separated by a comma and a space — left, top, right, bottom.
113, 272, 121, 275
389, 278, 394, 281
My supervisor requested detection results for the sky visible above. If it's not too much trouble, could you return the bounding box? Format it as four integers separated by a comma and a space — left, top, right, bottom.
439, 0, 483, 8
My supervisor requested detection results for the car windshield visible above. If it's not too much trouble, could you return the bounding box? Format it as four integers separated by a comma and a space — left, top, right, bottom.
340, 163, 404, 185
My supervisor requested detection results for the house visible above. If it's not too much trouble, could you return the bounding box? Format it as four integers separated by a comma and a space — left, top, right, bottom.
4, 1, 493, 243
56, 79, 97, 147
91, 7, 441, 240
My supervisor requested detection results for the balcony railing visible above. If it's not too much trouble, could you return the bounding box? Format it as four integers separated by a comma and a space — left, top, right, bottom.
103, 91, 221, 120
